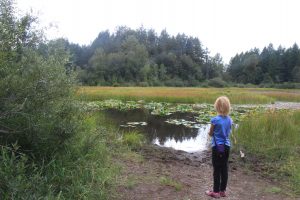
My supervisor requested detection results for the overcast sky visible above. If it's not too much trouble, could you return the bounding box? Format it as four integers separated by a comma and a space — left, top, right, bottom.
16, 0, 300, 64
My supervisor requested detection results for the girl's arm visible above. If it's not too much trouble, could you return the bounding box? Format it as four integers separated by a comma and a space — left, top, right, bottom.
208, 124, 214, 136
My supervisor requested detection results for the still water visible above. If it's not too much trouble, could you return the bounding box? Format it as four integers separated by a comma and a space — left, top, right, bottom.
103, 108, 211, 152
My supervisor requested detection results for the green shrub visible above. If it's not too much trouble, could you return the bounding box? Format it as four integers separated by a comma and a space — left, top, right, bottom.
112, 82, 120, 87
0, 0, 80, 157
0, 113, 119, 199
0, 147, 57, 199
0, 2, 119, 199
208, 77, 227, 87
164, 77, 185, 87
273, 82, 300, 89
138, 81, 149, 87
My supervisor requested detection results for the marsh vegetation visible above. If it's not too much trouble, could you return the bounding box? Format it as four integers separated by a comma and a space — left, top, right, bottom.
1, 0, 300, 198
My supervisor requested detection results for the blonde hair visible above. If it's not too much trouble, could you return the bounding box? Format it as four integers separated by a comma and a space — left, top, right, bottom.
214, 96, 231, 116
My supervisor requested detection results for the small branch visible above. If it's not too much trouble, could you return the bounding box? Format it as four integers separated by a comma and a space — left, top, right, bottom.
0, 129, 10, 134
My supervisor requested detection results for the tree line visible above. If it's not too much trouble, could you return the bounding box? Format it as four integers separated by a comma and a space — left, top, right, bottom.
63, 26, 224, 86
61, 27, 300, 87
227, 44, 300, 85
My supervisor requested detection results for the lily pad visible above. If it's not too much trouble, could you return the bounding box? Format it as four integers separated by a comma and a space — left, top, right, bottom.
121, 121, 148, 128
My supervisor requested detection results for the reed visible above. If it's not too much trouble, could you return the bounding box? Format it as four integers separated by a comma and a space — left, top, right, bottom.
76, 86, 293, 104
260, 91, 300, 102
0, 112, 123, 199
235, 110, 300, 194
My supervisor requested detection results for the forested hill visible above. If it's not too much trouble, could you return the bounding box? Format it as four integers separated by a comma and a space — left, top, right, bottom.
61, 26, 300, 87
67, 26, 222, 86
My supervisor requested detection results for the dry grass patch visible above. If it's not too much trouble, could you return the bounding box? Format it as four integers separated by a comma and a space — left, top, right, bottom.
77, 86, 285, 104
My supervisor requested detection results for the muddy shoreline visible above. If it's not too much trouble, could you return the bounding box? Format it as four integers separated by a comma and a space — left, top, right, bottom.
114, 102, 299, 200
116, 144, 293, 200
141, 144, 211, 166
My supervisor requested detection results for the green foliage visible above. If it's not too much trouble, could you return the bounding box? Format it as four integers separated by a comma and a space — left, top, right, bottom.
75, 26, 215, 86
236, 110, 300, 194
208, 77, 227, 88
0, 147, 57, 199
273, 82, 300, 89
0, 0, 80, 157
40, 114, 117, 199
159, 176, 183, 191
123, 131, 144, 150
228, 43, 300, 85
66, 25, 300, 87
0, 112, 120, 199
265, 186, 282, 194
0, 1, 121, 199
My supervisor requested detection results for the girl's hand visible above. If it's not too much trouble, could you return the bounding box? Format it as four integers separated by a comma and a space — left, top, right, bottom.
208, 124, 214, 136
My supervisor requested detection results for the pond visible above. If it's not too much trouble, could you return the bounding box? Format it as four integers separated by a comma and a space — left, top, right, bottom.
103, 108, 210, 153
86, 100, 259, 153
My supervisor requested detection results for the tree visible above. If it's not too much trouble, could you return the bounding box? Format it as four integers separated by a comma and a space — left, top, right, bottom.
292, 66, 300, 82
75, 26, 213, 86
0, 0, 79, 157
209, 53, 224, 78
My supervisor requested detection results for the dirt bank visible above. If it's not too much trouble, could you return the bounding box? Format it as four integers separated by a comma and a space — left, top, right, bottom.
115, 145, 296, 200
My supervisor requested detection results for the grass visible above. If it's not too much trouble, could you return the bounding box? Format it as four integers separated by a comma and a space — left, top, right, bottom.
159, 176, 183, 191
258, 91, 300, 102
77, 86, 300, 104
235, 110, 300, 195
0, 112, 127, 199
265, 186, 282, 194
3, 86, 300, 198
122, 131, 145, 150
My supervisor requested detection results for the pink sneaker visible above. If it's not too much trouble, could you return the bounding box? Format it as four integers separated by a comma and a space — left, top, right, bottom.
219, 191, 226, 197
205, 190, 220, 198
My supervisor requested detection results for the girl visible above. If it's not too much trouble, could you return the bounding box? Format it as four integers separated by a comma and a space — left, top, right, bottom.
206, 96, 233, 198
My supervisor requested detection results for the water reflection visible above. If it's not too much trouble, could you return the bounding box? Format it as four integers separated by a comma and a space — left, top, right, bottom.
154, 125, 210, 152
103, 108, 210, 152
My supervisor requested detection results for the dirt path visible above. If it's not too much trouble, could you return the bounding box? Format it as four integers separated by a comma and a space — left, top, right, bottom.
115, 145, 297, 200
267, 101, 300, 110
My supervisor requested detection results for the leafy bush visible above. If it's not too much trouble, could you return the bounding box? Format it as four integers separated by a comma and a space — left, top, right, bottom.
0, 148, 56, 198
0, 2, 119, 199
187, 79, 200, 87
138, 81, 149, 87
0, 0, 80, 157
208, 77, 227, 87
274, 82, 300, 89
164, 77, 185, 87
0, 113, 119, 199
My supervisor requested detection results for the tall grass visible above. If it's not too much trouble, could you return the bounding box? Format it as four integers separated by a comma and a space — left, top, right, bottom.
77, 86, 281, 104
122, 131, 145, 150
0, 112, 122, 199
235, 110, 300, 194
259, 91, 300, 102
